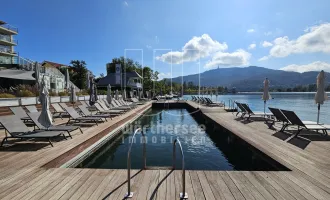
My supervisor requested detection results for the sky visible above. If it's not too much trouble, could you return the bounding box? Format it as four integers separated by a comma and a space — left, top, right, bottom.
2, 0, 330, 80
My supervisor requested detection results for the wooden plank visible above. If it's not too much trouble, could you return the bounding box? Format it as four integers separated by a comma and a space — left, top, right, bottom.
97, 169, 126, 200
75, 169, 110, 200
134, 169, 154, 200
86, 170, 116, 200
242, 171, 276, 200
48, 169, 92, 200
156, 169, 168, 200
146, 170, 160, 200
204, 171, 232, 200
281, 172, 330, 200
227, 171, 257, 200
68, 169, 106, 199
189, 170, 205, 200
58, 169, 95, 200
7, 168, 65, 200
218, 172, 244, 200
252, 172, 296, 200
165, 170, 176, 200
270, 172, 317, 200
0, 168, 58, 200
30, 169, 84, 200
197, 171, 216, 200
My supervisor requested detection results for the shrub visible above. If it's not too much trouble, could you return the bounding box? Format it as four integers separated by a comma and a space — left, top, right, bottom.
49, 91, 57, 96
58, 92, 69, 96
0, 93, 16, 98
98, 90, 107, 95
16, 90, 35, 97
77, 89, 89, 96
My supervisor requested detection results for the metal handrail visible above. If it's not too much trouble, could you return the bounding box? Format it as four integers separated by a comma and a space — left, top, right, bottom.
125, 128, 146, 198
173, 138, 188, 199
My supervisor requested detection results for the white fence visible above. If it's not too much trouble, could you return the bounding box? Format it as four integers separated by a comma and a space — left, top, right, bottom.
0, 95, 107, 107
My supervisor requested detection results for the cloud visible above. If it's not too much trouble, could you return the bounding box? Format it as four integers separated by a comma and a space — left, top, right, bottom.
261, 41, 273, 48
280, 61, 330, 73
123, 1, 128, 6
247, 29, 255, 33
267, 23, 330, 58
258, 56, 269, 61
156, 34, 228, 64
158, 72, 171, 80
264, 31, 272, 36
204, 49, 251, 69
146, 45, 152, 49
248, 43, 256, 50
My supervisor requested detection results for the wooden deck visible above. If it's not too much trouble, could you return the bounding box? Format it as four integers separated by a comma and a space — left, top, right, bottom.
1, 101, 330, 199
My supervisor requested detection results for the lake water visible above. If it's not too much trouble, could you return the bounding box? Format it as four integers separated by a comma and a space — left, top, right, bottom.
184, 93, 330, 124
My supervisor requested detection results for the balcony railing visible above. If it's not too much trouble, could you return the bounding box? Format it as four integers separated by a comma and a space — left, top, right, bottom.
0, 35, 17, 45
0, 46, 16, 55
0, 24, 18, 33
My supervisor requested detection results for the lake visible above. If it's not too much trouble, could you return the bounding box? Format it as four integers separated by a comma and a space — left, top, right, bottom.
184, 92, 330, 124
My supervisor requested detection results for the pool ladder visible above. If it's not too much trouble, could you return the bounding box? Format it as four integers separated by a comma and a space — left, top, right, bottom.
125, 128, 188, 199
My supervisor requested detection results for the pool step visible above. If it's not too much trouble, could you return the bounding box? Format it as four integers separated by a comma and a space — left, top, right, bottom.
145, 166, 173, 170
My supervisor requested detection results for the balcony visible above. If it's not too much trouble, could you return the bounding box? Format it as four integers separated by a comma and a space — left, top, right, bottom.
0, 47, 17, 57
0, 35, 17, 46
0, 22, 18, 35
127, 82, 142, 88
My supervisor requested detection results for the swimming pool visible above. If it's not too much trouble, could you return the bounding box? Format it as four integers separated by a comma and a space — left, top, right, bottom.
77, 108, 287, 170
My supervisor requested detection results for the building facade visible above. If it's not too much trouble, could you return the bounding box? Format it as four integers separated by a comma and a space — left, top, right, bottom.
0, 20, 18, 65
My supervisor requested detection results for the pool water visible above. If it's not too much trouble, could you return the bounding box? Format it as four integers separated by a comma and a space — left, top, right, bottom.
78, 108, 287, 170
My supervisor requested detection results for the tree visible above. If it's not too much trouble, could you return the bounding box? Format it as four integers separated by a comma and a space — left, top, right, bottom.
70, 60, 88, 90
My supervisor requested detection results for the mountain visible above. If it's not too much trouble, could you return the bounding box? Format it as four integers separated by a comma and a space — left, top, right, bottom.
169, 66, 327, 91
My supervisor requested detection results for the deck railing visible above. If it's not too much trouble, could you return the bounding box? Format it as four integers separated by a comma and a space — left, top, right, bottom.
173, 138, 188, 199
125, 128, 146, 198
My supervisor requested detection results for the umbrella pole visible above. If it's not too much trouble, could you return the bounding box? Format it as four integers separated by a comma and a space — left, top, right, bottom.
264, 101, 266, 114
317, 103, 320, 124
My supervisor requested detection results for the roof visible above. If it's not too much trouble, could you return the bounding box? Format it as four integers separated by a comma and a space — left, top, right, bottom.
0, 69, 35, 81
42, 61, 68, 68
97, 71, 142, 86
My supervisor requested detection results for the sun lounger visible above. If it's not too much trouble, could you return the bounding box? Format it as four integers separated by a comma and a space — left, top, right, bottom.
241, 103, 273, 120
9, 106, 32, 123
268, 107, 319, 131
102, 101, 129, 111
94, 103, 125, 114
280, 109, 328, 137
0, 115, 66, 147
25, 105, 38, 113
51, 103, 69, 119
205, 98, 223, 107
235, 102, 247, 117
64, 107, 105, 125
27, 112, 83, 138
112, 100, 131, 109
78, 105, 113, 119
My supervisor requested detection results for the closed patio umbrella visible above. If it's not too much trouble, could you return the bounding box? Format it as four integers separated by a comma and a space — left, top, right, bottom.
130, 91, 133, 98
70, 85, 77, 106
38, 75, 53, 129
94, 84, 98, 102
123, 89, 127, 100
65, 68, 70, 89
315, 70, 328, 123
107, 84, 112, 104
262, 78, 271, 113
34, 62, 40, 86
115, 90, 119, 100
89, 79, 96, 106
